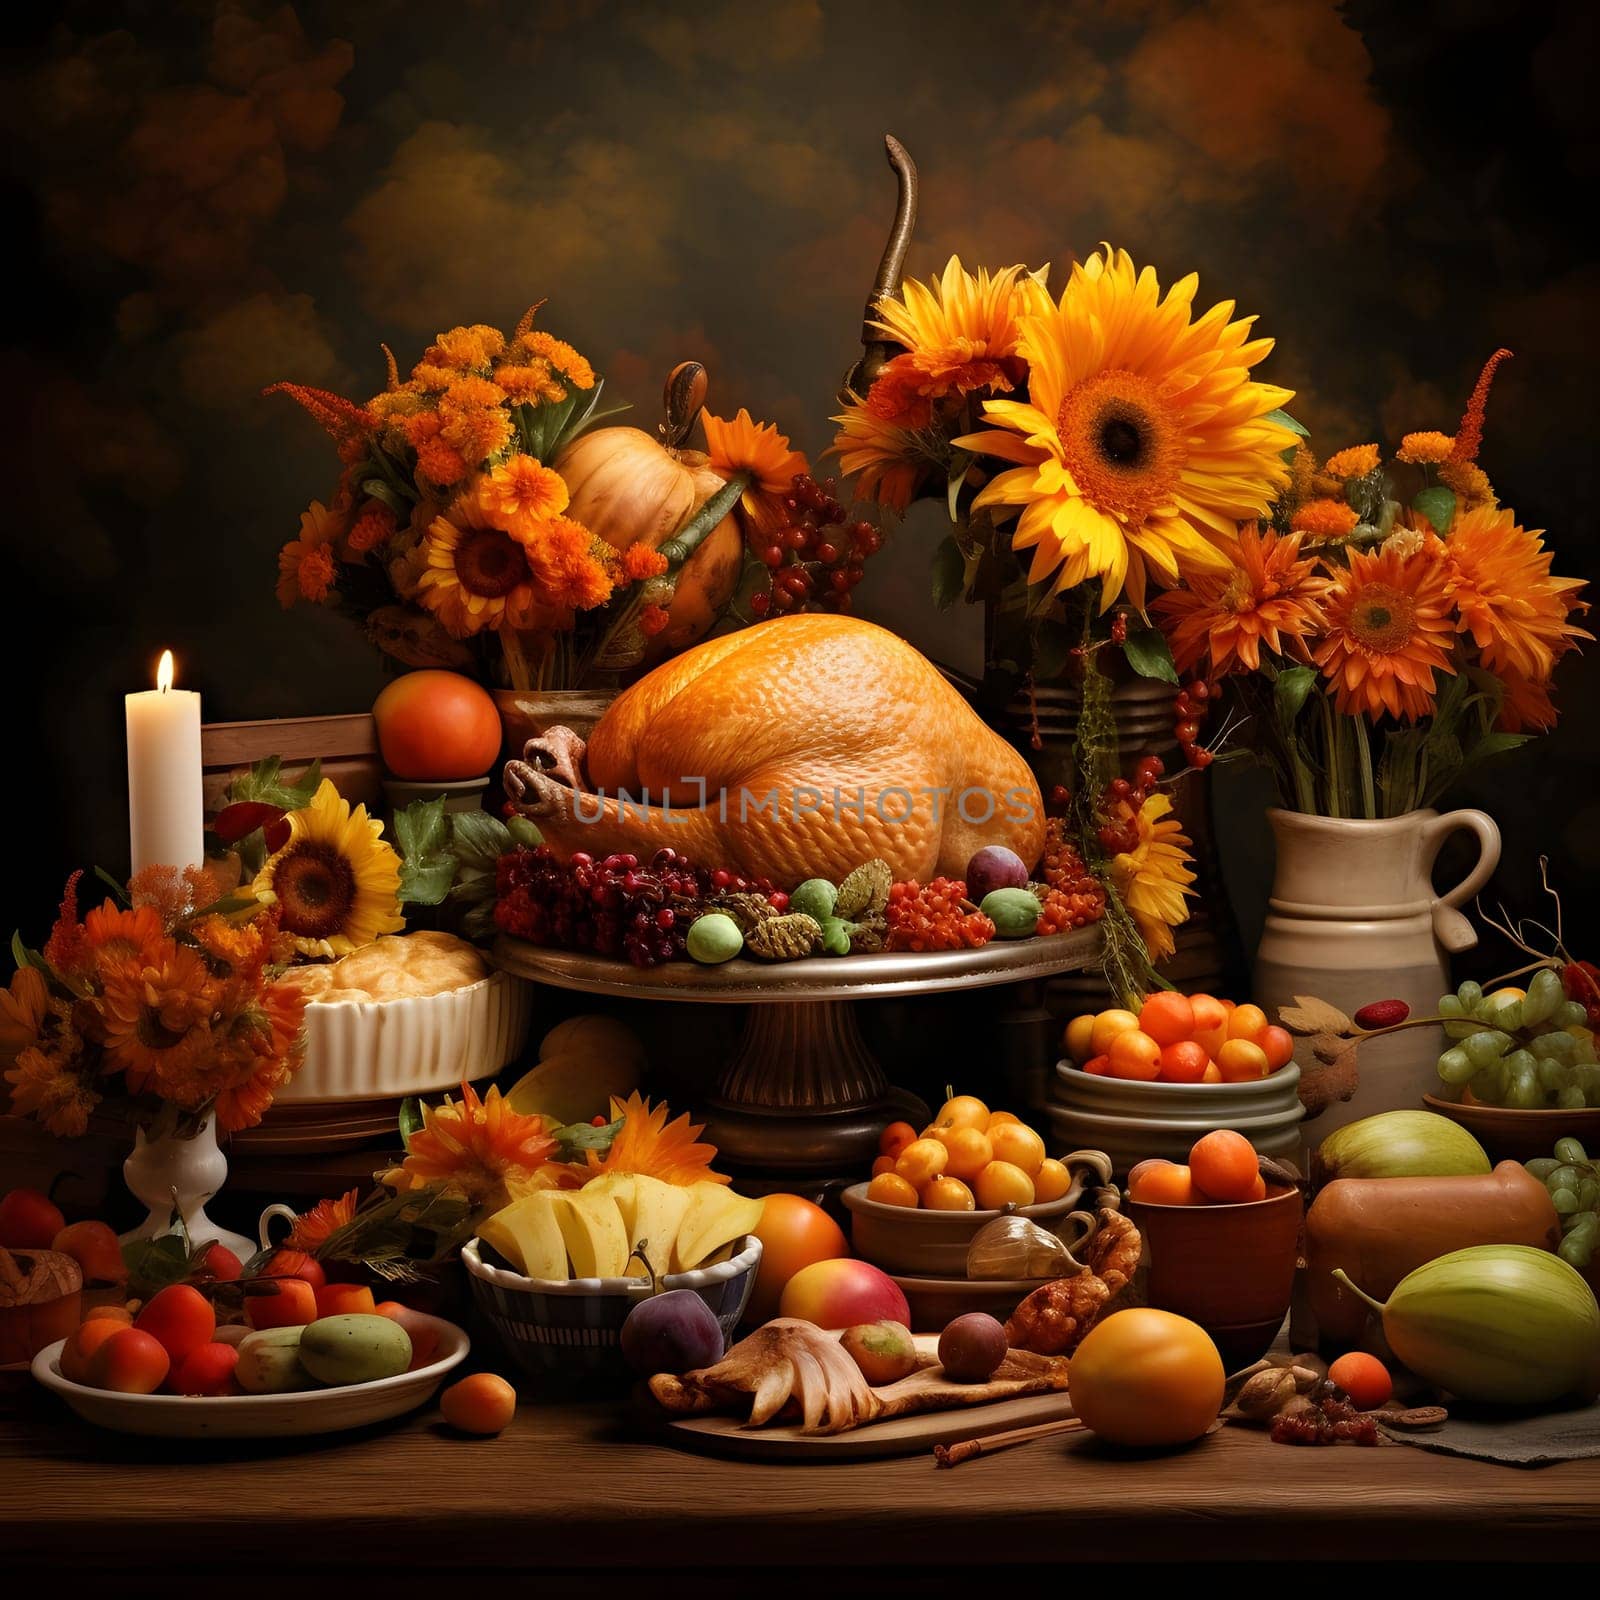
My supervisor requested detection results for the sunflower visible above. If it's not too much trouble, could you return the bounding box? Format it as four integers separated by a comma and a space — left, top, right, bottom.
275, 499, 346, 608
955, 245, 1295, 610
1154, 525, 1329, 677
416, 497, 551, 637
578, 1092, 728, 1187
1108, 794, 1196, 964
251, 779, 403, 959
827, 404, 932, 513
286, 1188, 362, 1252
1313, 544, 1457, 721
701, 409, 810, 538
1435, 504, 1590, 681
4, 1044, 99, 1139
97, 940, 218, 1095
477, 456, 569, 529
399, 1082, 559, 1212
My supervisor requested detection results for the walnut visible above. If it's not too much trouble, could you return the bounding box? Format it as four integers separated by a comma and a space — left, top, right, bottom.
1002, 1209, 1141, 1357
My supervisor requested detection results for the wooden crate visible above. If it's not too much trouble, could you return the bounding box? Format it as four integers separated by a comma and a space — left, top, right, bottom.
202, 711, 382, 811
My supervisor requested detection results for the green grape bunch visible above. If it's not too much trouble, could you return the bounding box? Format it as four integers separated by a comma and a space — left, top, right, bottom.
1526, 1138, 1600, 1271
1435, 967, 1600, 1109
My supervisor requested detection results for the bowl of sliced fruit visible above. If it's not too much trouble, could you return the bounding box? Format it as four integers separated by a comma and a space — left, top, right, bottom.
463, 1173, 764, 1380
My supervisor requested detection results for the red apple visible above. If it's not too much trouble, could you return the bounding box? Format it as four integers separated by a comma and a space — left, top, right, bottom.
372, 671, 502, 782
52, 1220, 127, 1286
778, 1258, 911, 1330
0, 1188, 65, 1250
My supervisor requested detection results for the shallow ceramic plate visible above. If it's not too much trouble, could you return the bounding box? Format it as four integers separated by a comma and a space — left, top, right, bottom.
31, 1311, 469, 1439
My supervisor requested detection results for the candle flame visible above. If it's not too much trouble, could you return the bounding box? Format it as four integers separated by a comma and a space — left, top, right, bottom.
157, 650, 175, 693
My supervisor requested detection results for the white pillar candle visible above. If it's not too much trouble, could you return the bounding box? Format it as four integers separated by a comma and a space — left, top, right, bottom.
126, 649, 205, 875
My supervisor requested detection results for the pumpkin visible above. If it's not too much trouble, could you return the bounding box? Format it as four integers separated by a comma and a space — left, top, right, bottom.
554, 365, 744, 656
0, 1245, 83, 1366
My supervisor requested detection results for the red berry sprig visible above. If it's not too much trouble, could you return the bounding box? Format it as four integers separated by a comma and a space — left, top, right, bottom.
1173, 677, 1215, 769
749, 473, 883, 619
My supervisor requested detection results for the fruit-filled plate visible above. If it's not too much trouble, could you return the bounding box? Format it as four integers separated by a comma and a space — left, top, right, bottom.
642, 1331, 1074, 1462
493, 923, 1100, 1002
31, 1311, 469, 1439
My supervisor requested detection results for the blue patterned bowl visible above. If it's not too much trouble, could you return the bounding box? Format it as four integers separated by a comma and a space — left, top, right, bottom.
462, 1234, 762, 1382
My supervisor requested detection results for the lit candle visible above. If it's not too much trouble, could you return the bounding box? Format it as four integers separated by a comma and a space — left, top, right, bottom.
126, 650, 204, 875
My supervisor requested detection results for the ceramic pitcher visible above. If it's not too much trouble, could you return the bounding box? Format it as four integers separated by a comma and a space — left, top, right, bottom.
1253, 807, 1501, 1145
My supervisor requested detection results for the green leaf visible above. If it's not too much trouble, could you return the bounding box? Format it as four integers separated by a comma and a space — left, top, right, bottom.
1411, 486, 1457, 538
449, 810, 512, 871
507, 817, 544, 849
1121, 628, 1179, 686
1032, 619, 1075, 681
227, 755, 322, 811
1266, 408, 1309, 438
398, 1097, 424, 1152
11, 930, 49, 976
1472, 731, 1533, 762
931, 536, 966, 610
121, 1234, 191, 1299
360, 478, 408, 518
946, 450, 973, 522
552, 1115, 623, 1162
93, 867, 132, 907
1274, 665, 1317, 729
395, 798, 455, 905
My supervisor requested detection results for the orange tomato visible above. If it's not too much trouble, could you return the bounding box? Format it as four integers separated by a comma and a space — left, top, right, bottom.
1138, 992, 1196, 1048
987, 1121, 1046, 1176
1091, 1009, 1141, 1056
372, 670, 503, 782
314, 1281, 376, 1319
866, 1172, 919, 1208
921, 1176, 977, 1211
974, 1161, 1036, 1209
1068, 1308, 1225, 1446
1033, 1158, 1072, 1203
1188, 1129, 1260, 1203
1216, 1039, 1270, 1082
878, 1120, 917, 1160
1158, 1040, 1210, 1083
1189, 993, 1230, 1057
1258, 1025, 1295, 1072
895, 1137, 950, 1187
936, 1126, 994, 1182
1327, 1351, 1393, 1411
1226, 1003, 1270, 1044
930, 1095, 989, 1133
1127, 1161, 1196, 1206
748, 1194, 850, 1323
440, 1372, 517, 1435
60, 1315, 127, 1385
1108, 1029, 1162, 1081
134, 1284, 215, 1364
88, 1328, 169, 1395
246, 1276, 318, 1330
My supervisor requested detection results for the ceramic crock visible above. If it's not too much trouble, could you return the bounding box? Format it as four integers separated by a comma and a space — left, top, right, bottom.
493, 688, 616, 763
1253, 807, 1501, 1150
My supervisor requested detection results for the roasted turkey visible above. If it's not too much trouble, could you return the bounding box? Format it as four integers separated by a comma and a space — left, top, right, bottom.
504, 615, 1045, 885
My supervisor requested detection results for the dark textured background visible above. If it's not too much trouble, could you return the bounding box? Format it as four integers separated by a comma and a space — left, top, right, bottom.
2, 0, 1595, 971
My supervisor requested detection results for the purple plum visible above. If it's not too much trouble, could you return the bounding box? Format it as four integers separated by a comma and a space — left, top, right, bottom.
965, 845, 1029, 901
620, 1289, 725, 1376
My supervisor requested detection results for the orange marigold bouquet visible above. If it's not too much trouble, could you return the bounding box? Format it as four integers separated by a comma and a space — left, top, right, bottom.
271, 305, 811, 689
1154, 351, 1591, 817
2, 866, 307, 1140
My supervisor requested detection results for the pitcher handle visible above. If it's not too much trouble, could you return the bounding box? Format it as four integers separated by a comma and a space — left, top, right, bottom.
1425, 809, 1501, 953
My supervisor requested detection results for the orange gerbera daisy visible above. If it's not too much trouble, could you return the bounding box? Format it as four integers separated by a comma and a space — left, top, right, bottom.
1108, 794, 1196, 964
1154, 525, 1329, 676
399, 1082, 559, 1212
4, 1044, 99, 1139
1496, 668, 1558, 734
579, 1092, 729, 1187
211, 983, 306, 1133
97, 940, 219, 1094
275, 499, 346, 607
81, 903, 167, 970
701, 409, 810, 538
286, 1188, 362, 1252
477, 456, 569, 528
1319, 444, 1381, 480
1289, 498, 1360, 538
1436, 504, 1590, 681
1314, 544, 1457, 721
827, 404, 931, 513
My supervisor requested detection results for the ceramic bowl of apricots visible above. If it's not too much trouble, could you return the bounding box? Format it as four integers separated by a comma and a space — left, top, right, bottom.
841, 1095, 1114, 1277
1124, 1129, 1304, 1368
1049, 991, 1305, 1174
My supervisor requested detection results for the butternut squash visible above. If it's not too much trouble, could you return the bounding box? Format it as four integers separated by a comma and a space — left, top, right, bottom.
1306, 1161, 1561, 1345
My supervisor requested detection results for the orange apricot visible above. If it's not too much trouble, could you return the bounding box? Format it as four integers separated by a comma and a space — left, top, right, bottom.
974, 1161, 1035, 1209
1090, 1009, 1141, 1056
895, 1138, 949, 1187
1032, 1158, 1072, 1203
1081, 1054, 1112, 1076
1108, 1028, 1162, 1081
1226, 1003, 1270, 1044
135, 1284, 215, 1364
870, 1154, 897, 1178
314, 1281, 377, 1319
1128, 1162, 1196, 1206
1259, 1025, 1295, 1071
878, 1120, 917, 1159
1138, 992, 1197, 1048
987, 1121, 1046, 1176
440, 1372, 517, 1435
1217, 1039, 1271, 1082
867, 1172, 919, 1208
1189, 1130, 1261, 1203
89, 1327, 169, 1394
1158, 1040, 1210, 1083
921, 1176, 977, 1211
61, 1315, 127, 1384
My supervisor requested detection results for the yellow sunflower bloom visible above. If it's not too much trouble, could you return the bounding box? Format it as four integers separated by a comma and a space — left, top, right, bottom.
828, 403, 932, 513
417, 497, 556, 637
1109, 794, 1196, 964
252, 779, 404, 959
955, 245, 1295, 610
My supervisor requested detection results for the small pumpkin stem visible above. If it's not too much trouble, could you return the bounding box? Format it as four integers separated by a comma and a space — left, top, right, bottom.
1331, 1267, 1387, 1315
661, 362, 708, 448
659, 473, 747, 568
839, 134, 919, 404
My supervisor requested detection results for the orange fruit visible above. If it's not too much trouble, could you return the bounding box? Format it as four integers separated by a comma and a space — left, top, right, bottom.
1138, 992, 1196, 1048
895, 1138, 949, 1187
974, 1160, 1036, 1209
83, 1302, 134, 1325
1127, 1161, 1196, 1206
60, 1316, 127, 1385
1327, 1351, 1393, 1411
1217, 1039, 1270, 1082
440, 1372, 517, 1435
937, 1125, 994, 1182
88, 1328, 169, 1394
1226, 1003, 1270, 1043
1068, 1308, 1225, 1446
749, 1194, 850, 1323
987, 1121, 1046, 1176
867, 1172, 920, 1208
1032, 1158, 1072, 1203
870, 1154, 897, 1178
1200, 1062, 1222, 1083
1190, 993, 1230, 1057
931, 1095, 989, 1133
1158, 1040, 1210, 1083
1064, 1015, 1097, 1064
1258, 1025, 1295, 1072
985, 1110, 1022, 1129
921, 1176, 977, 1211
878, 1120, 917, 1159
1081, 1055, 1112, 1076
1108, 1028, 1162, 1081
1090, 1009, 1141, 1056
1188, 1129, 1260, 1203
1247, 1173, 1268, 1201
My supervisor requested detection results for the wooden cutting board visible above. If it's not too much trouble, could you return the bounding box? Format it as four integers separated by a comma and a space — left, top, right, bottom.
649, 1333, 1076, 1462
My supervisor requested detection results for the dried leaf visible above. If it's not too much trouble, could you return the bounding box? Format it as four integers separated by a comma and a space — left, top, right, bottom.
1298, 1041, 1360, 1121
1277, 995, 1355, 1036
1310, 1030, 1349, 1064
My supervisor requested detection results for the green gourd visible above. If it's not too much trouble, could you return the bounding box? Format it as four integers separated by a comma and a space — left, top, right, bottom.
980, 888, 1041, 939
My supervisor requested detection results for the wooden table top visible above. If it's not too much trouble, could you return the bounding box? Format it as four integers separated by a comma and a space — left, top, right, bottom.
4, 1377, 1595, 1571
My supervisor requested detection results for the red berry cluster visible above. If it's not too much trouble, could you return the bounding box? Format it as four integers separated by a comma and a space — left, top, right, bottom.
1047, 784, 1073, 816
1562, 961, 1600, 1030
748, 473, 883, 620
495, 845, 781, 968
1269, 1383, 1378, 1447
885, 879, 996, 953
1094, 754, 1164, 855
1036, 820, 1107, 931
1173, 677, 1214, 769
